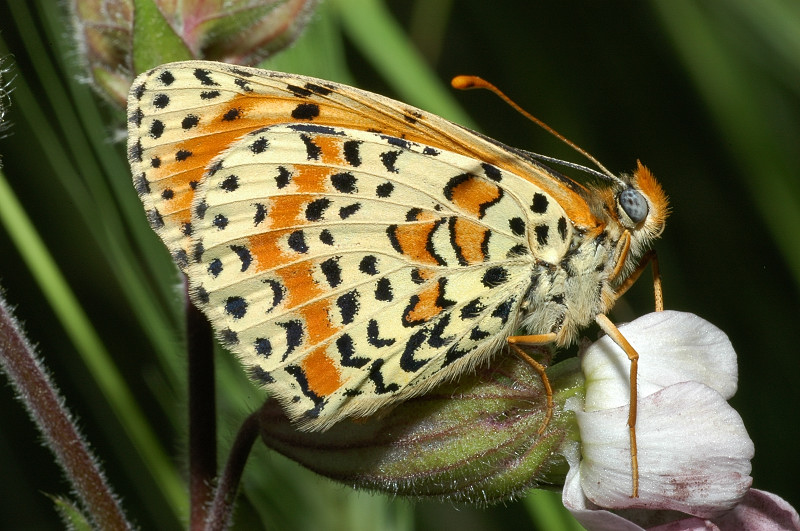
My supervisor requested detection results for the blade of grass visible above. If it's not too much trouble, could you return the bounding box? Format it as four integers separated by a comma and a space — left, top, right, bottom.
334, 0, 474, 126
525, 489, 583, 531
3, 4, 184, 380
0, 167, 187, 520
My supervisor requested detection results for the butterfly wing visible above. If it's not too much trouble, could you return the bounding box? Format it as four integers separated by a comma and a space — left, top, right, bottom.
186, 123, 577, 429
128, 61, 584, 429
127, 60, 592, 268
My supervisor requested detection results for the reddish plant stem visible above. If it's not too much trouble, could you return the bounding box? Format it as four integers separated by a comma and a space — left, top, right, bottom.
186, 280, 217, 530
205, 408, 262, 531
0, 294, 131, 529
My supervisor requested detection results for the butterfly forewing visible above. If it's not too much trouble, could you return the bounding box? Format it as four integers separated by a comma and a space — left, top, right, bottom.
128, 61, 593, 269
186, 123, 571, 428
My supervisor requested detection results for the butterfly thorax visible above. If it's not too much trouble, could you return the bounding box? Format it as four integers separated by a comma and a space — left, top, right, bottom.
518, 162, 668, 347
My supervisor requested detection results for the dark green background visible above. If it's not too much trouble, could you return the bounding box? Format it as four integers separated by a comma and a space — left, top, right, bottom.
1, 1, 798, 529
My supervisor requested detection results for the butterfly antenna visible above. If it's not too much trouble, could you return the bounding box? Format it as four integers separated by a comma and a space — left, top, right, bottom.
452, 75, 623, 185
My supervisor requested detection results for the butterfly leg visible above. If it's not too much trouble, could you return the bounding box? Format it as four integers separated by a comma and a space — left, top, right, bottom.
614, 249, 663, 312
595, 314, 641, 498
506, 333, 557, 435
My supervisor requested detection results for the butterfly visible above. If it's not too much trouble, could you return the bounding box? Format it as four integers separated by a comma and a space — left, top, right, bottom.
127, 61, 668, 496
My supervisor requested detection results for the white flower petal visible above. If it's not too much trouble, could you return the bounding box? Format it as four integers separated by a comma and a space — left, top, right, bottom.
577, 381, 753, 518
563, 445, 647, 531
583, 311, 737, 412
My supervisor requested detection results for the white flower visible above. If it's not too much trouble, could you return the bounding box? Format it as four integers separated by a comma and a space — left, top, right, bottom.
563, 311, 758, 529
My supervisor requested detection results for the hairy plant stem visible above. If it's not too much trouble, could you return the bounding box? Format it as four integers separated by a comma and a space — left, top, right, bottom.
0, 292, 132, 529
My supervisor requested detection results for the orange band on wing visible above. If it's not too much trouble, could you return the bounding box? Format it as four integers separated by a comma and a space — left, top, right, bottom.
402, 278, 453, 326
276, 261, 324, 308
293, 164, 332, 193
266, 194, 313, 229
451, 217, 488, 264
301, 345, 342, 397
299, 298, 337, 345
314, 136, 345, 165
388, 219, 445, 266
248, 230, 290, 271
444, 175, 502, 218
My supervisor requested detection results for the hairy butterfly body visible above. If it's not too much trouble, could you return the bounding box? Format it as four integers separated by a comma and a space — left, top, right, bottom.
127, 62, 668, 453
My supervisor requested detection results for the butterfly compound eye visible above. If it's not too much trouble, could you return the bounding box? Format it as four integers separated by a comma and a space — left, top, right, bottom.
618, 188, 649, 224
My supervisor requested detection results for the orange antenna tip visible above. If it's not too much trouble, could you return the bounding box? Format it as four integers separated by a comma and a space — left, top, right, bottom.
451, 75, 488, 90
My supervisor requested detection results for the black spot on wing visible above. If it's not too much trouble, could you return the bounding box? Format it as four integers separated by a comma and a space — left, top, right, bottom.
368, 359, 400, 394
531, 193, 549, 214
482, 267, 508, 287
380, 135, 412, 150
367, 320, 396, 347
153, 93, 169, 109
158, 70, 175, 85
220, 175, 239, 192
182, 115, 199, 129
336, 334, 370, 368
287, 230, 308, 253
284, 365, 323, 406
320, 256, 342, 287
374, 277, 392, 301
460, 298, 484, 319
343, 140, 362, 167
255, 338, 272, 358
275, 166, 292, 188
149, 119, 164, 138
558, 217, 569, 240
509, 217, 525, 236
287, 123, 344, 136
222, 108, 241, 121
225, 296, 248, 319
380, 150, 401, 173
299, 134, 321, 160
253, 203, 267, 225
399, 329, 429, 372
305, 198, 331, 221
331, 172, 357, 193
250, 136, 269, 153
208, 258, 223, 277
278, 320, 304, 361
193, 68, 218, 86
212, 214, 228, 230
229, 245, 252, 272
482, 163, 502, 182
534, 224, 549, 246
319, 229, 334, 245
261, 278, 285, 312
376, 182, 394, 197
359, 255, 378, 275
291, 103, 320, 120
337, 291, 359, 324
339, 203, 361, 219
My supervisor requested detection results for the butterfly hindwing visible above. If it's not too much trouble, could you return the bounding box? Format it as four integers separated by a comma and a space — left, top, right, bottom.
186, 124, 571, 428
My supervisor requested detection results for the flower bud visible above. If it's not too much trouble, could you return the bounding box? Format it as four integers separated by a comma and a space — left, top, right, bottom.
69, 0, 320, 106
259, 350, 584, 503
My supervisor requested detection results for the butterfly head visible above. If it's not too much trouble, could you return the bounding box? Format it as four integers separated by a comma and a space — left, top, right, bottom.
607, 161, 669, 258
